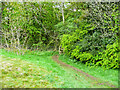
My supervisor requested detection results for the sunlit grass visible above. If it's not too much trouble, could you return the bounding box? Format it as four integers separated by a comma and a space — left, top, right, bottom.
0, 49, 118, 88
59, 54, 118, 87
1, 56, 53, 88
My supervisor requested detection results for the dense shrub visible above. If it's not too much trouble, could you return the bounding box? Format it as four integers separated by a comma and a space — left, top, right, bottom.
96, 42, 119, 69
60, 3, 119, 69
61, 34, 119, 69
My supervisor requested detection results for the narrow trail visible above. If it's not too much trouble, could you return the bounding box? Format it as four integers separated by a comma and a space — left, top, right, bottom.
52, 55, 116, 88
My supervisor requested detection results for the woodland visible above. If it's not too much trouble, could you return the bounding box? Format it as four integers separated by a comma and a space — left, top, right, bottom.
0, 1, 119, 88
1, 2, 119, 69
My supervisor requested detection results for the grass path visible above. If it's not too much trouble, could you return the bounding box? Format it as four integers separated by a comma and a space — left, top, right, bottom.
52, 55, 116, 88
58, 54, 118, 87
0, 49, 118, 88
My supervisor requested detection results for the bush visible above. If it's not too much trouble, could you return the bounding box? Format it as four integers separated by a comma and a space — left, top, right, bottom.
96, 42, 119, 69
61, 32, 119, 69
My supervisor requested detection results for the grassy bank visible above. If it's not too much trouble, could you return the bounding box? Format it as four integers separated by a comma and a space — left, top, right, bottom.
0, 49, 118, 88
59, 54, 118, 87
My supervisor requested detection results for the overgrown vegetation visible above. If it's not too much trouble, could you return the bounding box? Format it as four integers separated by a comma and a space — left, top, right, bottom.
60, 2, 119, 69
1, 2, 119, 69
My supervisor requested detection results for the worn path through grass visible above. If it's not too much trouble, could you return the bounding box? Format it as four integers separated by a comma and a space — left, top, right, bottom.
0, 49, 118, 88
52, 55, 117, 88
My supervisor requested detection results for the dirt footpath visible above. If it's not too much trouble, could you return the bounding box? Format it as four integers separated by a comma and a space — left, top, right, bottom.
52, 55, 116, 88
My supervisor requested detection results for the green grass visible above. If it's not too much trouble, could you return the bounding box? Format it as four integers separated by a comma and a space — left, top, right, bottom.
59, 54, 118, 87
0, 49, 118, 88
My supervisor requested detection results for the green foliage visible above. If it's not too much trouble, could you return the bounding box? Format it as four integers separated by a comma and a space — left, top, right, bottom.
60, 19, 89, 54
1, 2, 61, 50
55, 18, 77, 34
61, 34, 78, 55
1, 2, 119, 69
96, 42, 119, 69
60, 2, 119, 69
72, 51, 93, 62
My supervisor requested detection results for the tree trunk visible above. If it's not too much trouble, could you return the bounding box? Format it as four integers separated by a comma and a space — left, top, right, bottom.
4, 33, 9, 48
16, 27, 20, 49
61, 2, 64, 24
